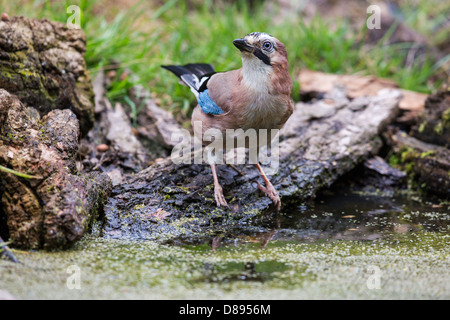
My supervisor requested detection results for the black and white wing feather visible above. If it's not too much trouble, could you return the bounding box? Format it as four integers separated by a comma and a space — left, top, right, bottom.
162, 63, 225, 115
162, 63, 215, 98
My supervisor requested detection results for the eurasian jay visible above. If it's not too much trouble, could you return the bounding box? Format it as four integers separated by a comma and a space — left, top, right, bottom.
163, 32, 293, 211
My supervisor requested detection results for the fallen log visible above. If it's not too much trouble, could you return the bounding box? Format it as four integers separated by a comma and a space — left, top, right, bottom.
410, 89, 449, 148
298, 69, 427, 115
102, 87, 401, 243
384, 127, 450, 198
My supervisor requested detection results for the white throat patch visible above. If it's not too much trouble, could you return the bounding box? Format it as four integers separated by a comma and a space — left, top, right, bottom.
241, 54, 271, 93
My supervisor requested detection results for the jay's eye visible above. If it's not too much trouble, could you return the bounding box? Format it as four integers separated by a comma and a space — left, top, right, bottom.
262, 41, 273, 51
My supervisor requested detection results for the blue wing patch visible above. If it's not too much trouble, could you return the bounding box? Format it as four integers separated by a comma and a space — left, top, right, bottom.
198, 89, 225, 115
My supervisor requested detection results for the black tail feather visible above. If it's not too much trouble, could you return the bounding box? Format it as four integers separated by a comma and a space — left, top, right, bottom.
162, 63, 215, 80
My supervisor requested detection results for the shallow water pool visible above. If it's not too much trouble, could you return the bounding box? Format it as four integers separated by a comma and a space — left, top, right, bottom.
1, 188, 448, 299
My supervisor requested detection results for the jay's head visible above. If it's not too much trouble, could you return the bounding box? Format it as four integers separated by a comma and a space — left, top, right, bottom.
233, 32, 289, 70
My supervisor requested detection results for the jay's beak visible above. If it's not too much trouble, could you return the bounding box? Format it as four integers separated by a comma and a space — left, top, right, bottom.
233, 38, 253, 53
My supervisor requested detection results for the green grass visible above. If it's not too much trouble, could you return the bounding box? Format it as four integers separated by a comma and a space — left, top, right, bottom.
1, 0, 448, 118
396, 0, 450, 48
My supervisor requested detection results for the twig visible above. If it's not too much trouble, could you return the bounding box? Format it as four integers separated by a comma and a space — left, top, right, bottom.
92, 152, 107, 171
228, 164, 250, 183
0, 236, 18, 263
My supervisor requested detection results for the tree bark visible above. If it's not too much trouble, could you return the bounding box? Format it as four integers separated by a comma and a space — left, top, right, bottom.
384, 127, 450, 198
0, 89, 111, 249
0, 16, 94, 136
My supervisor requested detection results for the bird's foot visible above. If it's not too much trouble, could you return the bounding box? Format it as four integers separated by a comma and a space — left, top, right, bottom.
214, 184, 229, 208
257, 182, 281, 211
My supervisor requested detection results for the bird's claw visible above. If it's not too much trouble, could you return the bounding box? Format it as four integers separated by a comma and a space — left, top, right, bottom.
214, 185, 229, 208
257, 182, 281, 211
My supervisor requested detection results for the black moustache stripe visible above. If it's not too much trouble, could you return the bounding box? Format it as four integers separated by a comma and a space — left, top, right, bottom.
253, 48, 271, 65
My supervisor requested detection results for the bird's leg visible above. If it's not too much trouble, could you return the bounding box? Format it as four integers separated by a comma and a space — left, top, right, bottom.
210, 164, 228, 208
254, 163, 281, 211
